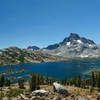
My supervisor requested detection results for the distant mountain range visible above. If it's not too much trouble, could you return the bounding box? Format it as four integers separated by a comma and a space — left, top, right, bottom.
0, 47, 66, 66
0, 33, 100, 66
28, 33, 100, 58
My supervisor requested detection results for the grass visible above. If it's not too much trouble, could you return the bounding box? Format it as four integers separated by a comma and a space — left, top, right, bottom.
6, 88, 24, 97
0, 92, 4, 99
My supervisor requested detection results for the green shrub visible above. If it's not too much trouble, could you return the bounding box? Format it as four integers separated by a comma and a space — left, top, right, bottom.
6, 88, 24, 97
0, 92, 4, 99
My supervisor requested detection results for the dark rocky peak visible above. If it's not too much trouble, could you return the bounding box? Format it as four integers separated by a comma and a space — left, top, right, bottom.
45, 44, 59, 50
80, 37, 95, 44
45, 33, 96, 50
69, 33, 80, 40
60, 33, 80, 45
60, 33, 95, 45
27, 46, 40, 51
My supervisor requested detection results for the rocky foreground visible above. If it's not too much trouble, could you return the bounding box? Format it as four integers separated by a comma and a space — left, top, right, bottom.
1, 82, 100, 100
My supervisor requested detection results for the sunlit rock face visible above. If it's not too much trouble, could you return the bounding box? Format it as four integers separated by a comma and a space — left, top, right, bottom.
53, 82, 69, 96
42, 33, 100, 58
0, 47, 65, 66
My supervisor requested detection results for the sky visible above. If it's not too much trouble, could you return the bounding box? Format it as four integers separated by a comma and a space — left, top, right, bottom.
0, 0, 100, 49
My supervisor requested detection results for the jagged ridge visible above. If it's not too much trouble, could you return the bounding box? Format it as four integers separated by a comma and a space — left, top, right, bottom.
42, 33, 100, 58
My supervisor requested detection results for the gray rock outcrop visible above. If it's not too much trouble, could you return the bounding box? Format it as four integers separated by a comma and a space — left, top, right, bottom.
53, 82, 69, 96
32, 89, 48, 96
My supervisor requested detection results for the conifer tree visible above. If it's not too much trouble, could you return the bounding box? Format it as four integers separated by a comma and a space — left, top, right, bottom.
18, 78, 25, 89
91, 72, 95, 88
81, 79, 86, 89
76, 73, 81, 87
5, 78, 10, 86
40, 75, 44, 85
60, 78, 67, 85
50, 78, 56, 85
0, 74, 5, 87
46, 74, 49, 85
96, 72, 100, 91
29, 73, 37, 91
36, 74, 40, 89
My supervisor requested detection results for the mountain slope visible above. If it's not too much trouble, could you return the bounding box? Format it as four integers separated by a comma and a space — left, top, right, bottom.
0, 47, 66, 66
42, 33, 100, 58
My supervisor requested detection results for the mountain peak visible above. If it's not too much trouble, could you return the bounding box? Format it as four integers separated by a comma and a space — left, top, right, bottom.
60, 33, 80, 45
41, 33, 99, 58
69, 33, 80, 39
44, 33, 96, 50
60, 33, 95, 45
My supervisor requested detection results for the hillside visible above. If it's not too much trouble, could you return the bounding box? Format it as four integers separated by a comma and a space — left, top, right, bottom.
0, 47, 66, 66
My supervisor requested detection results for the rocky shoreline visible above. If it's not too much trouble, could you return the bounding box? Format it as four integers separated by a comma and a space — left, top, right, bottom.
0, 47, 67, 67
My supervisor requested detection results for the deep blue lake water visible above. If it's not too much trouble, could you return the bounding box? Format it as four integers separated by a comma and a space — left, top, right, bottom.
0, 59, 100, 83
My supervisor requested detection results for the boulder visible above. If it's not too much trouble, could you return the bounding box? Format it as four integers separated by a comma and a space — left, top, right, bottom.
75, 95, 88, 100
24, 91, 31, 98
20, 94, 29, 100
53, 82, 69, 96
97, 93, 100, 100
32, 90, 48, 96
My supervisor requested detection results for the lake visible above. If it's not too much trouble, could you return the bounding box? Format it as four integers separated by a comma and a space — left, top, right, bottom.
0, 59, 100, 83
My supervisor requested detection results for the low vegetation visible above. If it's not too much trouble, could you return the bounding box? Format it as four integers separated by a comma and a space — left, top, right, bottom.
0, 71, 100, 99
6, 88, 24, 97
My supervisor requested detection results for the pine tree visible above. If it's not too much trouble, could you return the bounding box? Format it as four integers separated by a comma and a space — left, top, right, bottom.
60, 78, 67, 85
81, 79, 86, 89
46, 74, 49, 85
91, 72, 95, 88
76, 73, 81, 87
50, 78, 56, 85
5, 78, 10, 86
96, 72, 100, 91
40, 75, 44, 85
29, 73, 37, 91
36, 74, 40, 89
69, 77, 76, 86
0, 74, 5, 87
18, 78, 25, 89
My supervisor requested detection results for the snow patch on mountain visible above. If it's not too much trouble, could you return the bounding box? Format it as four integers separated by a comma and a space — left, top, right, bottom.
41, 33, 100, 58
80, 55, 89, 58
66, 42, 71, 46
77, 40, 82, 44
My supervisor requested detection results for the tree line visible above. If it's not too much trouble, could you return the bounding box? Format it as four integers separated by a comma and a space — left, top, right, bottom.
0, 73, 56, 91
0, 71, 100, 91
59, 71, 100, 91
